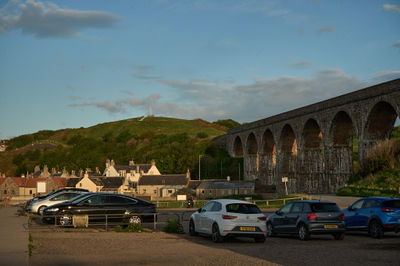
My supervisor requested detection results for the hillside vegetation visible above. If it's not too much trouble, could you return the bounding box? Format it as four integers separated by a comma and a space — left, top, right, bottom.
0, 117, 242, 178
338, 126, 400, 197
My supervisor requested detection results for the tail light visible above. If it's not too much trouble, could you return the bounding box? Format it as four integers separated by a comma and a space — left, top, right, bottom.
307, 212, 317, 221
258, 216, 266, 221
222, 214, 237, 220
340, 213, 344, 220
381, 207, 395, 212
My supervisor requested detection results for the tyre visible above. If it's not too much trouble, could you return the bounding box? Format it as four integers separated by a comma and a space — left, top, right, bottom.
189, 219, 198, 236
266, 222, 276, 237
255, 236, 266, 243
211, 223, 223, 243
58, 213, 72, 226
128, 215, 142, 225
38, 206, 46, 216
369, 220, 384, 239
298, 224, 310, 241
333, 232, 345, 240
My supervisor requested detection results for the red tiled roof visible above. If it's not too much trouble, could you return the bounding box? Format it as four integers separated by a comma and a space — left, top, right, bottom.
52, 178, 67, 187
0, 178, 6, 186
25, 178, 47, 188
11, 177, 27, 187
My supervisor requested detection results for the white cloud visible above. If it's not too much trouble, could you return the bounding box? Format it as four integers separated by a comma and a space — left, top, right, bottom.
373, 70, 400, 82
289, 61, 312, 69
394, 40, 400, 48
383, 4, 400, 13
0, 0, 120, 38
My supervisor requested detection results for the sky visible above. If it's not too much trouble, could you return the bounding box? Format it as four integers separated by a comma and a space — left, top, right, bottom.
0, 0, 399, 139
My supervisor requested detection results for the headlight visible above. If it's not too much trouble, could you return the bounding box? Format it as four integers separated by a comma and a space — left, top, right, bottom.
45, 208, 59, 212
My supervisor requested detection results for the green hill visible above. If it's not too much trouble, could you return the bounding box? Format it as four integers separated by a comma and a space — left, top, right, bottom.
1, 117, 242, 178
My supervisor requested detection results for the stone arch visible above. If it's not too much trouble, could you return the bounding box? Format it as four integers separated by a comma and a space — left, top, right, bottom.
325, 111, 356, 193
299, 119, 324, 193
259, 129, 276, 186
278, 124, 297, 194
233, 136, 243, 158
244, 132, 258, 180
246, 133, 258, 155
365, 101, 397, 141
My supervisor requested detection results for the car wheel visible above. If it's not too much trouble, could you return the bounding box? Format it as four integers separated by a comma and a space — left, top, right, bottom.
59, 213, 72, 226
298, 224, 310, 241
254, 236, 266, 243
211, 223, 223, 243
369, 220, 383, 239
128, 215, 142, 225
189, 219, 198, 236
266, 222, 276, 237
333, 232, 345, 240
38, 206, 46, 216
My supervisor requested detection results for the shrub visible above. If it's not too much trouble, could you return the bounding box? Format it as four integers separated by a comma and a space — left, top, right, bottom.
196, 132, 208, 139
363, 139, 399, 173
162, 219, 185, 234
113, 223, 143, 232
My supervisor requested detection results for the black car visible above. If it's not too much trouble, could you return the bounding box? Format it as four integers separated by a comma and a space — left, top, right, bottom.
266, 200, 345, 240
42, 193, 157, 226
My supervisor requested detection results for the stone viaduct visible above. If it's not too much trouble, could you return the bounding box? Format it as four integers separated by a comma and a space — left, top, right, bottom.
224, 79, 400, 195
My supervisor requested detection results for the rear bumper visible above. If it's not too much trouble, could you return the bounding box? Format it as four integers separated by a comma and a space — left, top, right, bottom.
309, 222, 346, 234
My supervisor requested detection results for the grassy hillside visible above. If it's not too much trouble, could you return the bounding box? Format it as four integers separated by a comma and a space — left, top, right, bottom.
0, 117, 242, 178
338, 126, 400, 197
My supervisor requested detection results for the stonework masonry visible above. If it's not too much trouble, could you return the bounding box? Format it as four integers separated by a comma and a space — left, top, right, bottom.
222, 79, 400, 195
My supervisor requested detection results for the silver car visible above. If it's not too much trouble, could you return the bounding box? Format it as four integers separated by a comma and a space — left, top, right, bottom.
28, 191, 87, 215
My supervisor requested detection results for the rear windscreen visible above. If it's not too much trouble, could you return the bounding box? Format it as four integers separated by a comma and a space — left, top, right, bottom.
383, 200, 400, 209
226, 203, 261, 214
310, 203, 340, 212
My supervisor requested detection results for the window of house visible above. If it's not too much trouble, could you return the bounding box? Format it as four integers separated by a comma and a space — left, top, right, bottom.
154, 189, 157, 194
29, 190, 32, 195
201, 190, 204, 194
168, 190, 173, 194
4, 190, 7, 194
80, 183, 82, 187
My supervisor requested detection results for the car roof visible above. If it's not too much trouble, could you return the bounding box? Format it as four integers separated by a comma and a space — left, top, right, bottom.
211, 199, 256, 205
293, 200, 336, 204
361, 197, 400, 202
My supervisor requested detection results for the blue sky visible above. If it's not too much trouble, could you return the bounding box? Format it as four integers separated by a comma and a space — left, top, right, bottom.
0, 0, 399, 139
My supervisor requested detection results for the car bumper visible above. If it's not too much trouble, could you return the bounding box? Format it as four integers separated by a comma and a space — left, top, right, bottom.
221, 226, 267, 237
309, 222, 346, 234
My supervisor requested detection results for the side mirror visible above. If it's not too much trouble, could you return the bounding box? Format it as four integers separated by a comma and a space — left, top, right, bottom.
197, 208, 202, 213
347, 206, 353, 211
275, 210, 282, 216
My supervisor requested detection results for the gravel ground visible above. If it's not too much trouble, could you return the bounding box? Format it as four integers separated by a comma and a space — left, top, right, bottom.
29, 229, 400, 266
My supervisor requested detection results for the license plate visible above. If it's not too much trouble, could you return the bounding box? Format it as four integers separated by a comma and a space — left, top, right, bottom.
324, 224, 338, 229
240, 226, 256, 231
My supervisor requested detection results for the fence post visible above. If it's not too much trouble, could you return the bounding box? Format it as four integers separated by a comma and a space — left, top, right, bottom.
105, 215, 108, 231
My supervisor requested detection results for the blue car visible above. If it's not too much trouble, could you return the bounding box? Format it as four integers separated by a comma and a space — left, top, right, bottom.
342, 197, 400, 238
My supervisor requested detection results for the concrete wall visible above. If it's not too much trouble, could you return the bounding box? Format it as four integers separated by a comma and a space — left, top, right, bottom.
224, 79, 400, 194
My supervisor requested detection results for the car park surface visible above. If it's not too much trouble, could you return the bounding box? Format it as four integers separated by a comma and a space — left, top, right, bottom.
342, 197, 400, 238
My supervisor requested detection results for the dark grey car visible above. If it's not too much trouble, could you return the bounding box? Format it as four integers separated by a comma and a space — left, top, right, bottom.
266, 200, 345, 240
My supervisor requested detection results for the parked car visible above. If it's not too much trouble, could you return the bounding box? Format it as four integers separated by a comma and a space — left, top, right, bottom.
42, 193, 157, 226
342, 197, 400, 238
28, 190, 88, 215
23, 188, 89, 212
266, 200, 345, 240
189, 199, 267, 243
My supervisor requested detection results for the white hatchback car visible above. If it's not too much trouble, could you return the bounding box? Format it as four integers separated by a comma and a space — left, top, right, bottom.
28, 191, 87, 215
189, 199, 267, 243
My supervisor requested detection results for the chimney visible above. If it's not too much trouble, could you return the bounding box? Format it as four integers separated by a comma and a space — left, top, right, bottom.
151, 159, 156, 166
79, 169, 83, 177
111, 159, 115, 166
136, 165, 140, 173
51, 168, 56, 175
129, 160, 134, 166
34, 165, 40, 173
96, 167, 100, 174
106, 159, 110, 168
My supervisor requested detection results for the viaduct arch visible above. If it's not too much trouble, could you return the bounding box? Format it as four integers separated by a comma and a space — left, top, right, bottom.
225, 79, 400, 194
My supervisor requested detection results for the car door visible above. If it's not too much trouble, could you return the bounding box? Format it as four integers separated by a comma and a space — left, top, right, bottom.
197, 201, 215, 233
203, 202, 222, 234
78, 195, 107, 224
105, 195, 130, 224
359, 199, 381, 227
286, 202, 303, 233
345, 199, 365, 228
272, 203, 293, 233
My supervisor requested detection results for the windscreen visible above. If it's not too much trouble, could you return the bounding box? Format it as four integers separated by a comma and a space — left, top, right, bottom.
226, 203, 261, 214
311, 203, 340, 212
383, 200, 400, 209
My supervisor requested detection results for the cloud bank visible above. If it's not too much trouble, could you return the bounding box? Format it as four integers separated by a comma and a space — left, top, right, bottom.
69, 69, 386, 123
0, 0, 120, 38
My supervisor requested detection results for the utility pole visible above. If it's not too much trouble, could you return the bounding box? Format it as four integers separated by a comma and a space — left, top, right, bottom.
198, 155, 203, 180
238, 162, 240, 182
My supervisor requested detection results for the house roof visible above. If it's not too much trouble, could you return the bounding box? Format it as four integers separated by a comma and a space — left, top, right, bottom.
188, 180, 202, 189
11, 177, 27, 187
196, 180, 254, 190
89, 177, 125, 188
0, 178, 6, 186
52, 178, 67, 187
25, 178, 47, 188
114, 164, 152, 173
139, 175, 188, 186
66, 178, 81, 187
